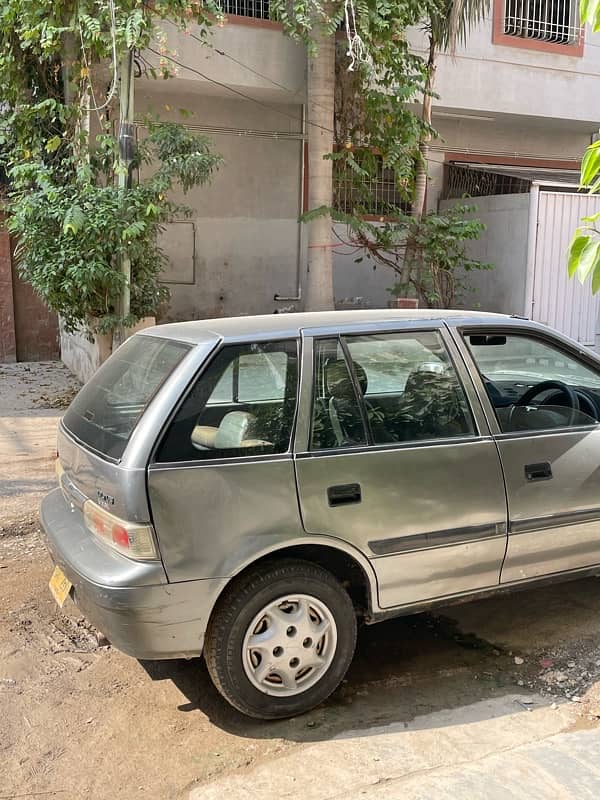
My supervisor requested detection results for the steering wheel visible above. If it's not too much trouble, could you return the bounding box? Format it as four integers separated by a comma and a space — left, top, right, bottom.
508, 380, 580, 429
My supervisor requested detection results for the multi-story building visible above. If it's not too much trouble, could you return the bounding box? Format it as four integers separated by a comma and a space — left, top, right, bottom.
136, 0, 600, 322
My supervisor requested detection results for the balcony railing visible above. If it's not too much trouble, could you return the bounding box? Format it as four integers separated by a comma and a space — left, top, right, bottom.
503, 0, 582, 44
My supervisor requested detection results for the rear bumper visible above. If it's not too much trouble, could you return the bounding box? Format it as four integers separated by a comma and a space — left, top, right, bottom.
40, 489, 228, 659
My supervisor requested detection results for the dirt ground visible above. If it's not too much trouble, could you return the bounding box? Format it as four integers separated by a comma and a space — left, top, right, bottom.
2, 363, 600, 799
0, 361, 80, 525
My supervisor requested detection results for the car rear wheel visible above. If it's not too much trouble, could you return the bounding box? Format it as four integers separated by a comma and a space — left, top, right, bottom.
204, 560, 357, 719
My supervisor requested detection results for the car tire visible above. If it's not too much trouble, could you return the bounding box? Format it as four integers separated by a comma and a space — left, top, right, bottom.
204, 559, 358, 720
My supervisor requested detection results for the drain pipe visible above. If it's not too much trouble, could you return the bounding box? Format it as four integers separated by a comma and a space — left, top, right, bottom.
524, 182, 541, 320
274, 104, 306, 305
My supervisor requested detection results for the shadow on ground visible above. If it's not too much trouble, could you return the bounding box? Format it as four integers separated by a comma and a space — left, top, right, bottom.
140, 577, 600, 743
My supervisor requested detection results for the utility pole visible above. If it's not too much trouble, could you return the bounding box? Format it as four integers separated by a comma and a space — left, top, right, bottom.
114, 49, 135, 348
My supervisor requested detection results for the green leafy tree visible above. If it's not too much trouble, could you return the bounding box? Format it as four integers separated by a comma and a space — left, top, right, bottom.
567, 0, 600, 291
305, 202, 492, 308
0, 0, 221, 335
8, 120, 221, 333
271, 0, 430, 310
274, 0, 491, 308
411, 0, 490, 221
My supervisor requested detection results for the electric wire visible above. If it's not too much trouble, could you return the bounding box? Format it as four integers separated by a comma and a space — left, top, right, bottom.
145, 46, 335, 134
79, 0, 119, 114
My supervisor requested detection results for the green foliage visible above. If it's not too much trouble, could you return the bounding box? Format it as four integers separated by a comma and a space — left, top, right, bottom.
567, 136, 600, 292
426, 0, 490, 52
304, 202, 492, 308
271, 0, 430, 197
275, 0, 491, 306
581, 0, 600, 31
398, 204, 493, 308
8, 121, 222, 333
568, 2, 600, 291
0, 0, 223, 332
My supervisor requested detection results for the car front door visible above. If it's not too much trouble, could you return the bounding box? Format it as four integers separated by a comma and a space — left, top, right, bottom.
294, 322, 508, 610
457, 325, 600, 584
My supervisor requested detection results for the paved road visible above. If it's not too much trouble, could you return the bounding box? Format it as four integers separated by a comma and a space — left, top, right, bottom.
190, 696, 600, 799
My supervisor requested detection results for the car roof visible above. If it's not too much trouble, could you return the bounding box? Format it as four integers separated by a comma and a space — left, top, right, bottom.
139, 309, 518, 345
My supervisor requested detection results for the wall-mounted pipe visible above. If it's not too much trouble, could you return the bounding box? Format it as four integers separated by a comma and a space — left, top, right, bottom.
274, 103, 305, 305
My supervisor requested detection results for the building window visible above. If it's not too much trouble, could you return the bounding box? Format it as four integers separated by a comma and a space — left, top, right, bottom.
502, 0, 581, 45
218, 0, 271, 19
333, 155, 409, 218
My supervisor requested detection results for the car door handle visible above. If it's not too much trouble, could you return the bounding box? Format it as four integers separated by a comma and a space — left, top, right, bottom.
525, 462, 553, 481
327, 483, 362, 506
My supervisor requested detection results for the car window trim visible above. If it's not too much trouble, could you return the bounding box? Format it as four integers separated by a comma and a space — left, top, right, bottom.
339, 336, 374, 445
307, 335, 369, 452
456, 324, 600, 438
150, 336, 301, 466
305, 328, 482, 455
343, 327, 481, 443
297, 433, 489, 459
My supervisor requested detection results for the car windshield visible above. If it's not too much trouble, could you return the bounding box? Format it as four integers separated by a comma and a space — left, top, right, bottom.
63, 335, 191, 460
467, 335, 600, 388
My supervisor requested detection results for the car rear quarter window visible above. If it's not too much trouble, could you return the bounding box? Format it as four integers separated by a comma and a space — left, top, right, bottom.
63, 335, 191, 460
156, 339, 299, 462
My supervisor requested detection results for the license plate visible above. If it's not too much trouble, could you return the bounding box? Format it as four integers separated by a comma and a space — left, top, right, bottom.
49, 565, 72, 608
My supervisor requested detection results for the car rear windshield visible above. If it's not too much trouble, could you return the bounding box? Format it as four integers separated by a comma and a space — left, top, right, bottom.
63, 335, 191, 460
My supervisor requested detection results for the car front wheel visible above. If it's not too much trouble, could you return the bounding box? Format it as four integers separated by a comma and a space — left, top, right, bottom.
204, 560, 358, 719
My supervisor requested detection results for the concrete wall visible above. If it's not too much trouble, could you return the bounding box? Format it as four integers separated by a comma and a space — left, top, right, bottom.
440, 194, 531, 315
425, 116, 590, 212
137, 91, 304, 321
150, 19, 306, 102
409, 18, 600, 124
136, 18, 599, 322
137, 89, 396, 321
60, 324, 108, 384
332, 224, 398, 309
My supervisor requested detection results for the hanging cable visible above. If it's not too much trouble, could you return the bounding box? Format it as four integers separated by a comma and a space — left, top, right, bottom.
145, 46, 335, 134
78, 0, 119, 115
343, 0, 369, 72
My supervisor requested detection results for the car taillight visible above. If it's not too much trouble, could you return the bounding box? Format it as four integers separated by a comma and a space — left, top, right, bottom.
83, 500, 158, 560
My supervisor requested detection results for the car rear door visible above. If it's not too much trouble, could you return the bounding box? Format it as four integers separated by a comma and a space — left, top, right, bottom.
147, 338, 303, 582
454, 324, 600, 584
294, 321, 508, 610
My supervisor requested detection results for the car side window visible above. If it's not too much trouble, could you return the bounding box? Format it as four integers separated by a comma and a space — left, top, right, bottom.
344, 331, 475, 445
156, 340, 298, 462
310, 339, 368, 450
464, 332, 600, 433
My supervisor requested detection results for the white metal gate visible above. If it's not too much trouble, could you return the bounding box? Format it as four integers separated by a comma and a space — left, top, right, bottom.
532, 190, 600, 346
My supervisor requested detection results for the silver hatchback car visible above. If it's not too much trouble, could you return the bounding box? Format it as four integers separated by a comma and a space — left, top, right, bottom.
42, 310, 600, 718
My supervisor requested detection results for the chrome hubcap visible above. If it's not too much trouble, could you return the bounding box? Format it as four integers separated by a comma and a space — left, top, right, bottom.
242, 594, 338, 697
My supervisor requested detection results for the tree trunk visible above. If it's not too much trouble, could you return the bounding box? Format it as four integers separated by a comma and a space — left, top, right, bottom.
305, 24, 336, 311
411, 35, 437, 220
402, 35, 437, 291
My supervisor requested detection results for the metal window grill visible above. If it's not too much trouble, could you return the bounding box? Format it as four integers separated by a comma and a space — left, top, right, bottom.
443, 164, 532, 200
218, 0, 271, 19
333, 156, 409, 216
503, 0, 581, 44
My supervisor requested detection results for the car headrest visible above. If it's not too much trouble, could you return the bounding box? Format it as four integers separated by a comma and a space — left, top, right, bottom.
214, 411, 257, 449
